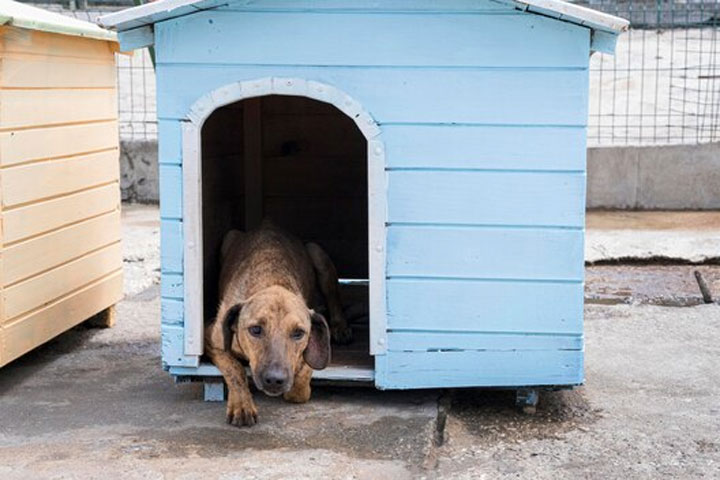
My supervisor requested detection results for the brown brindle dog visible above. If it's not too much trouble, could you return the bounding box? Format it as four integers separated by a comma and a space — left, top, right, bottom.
204, 219, 352, 427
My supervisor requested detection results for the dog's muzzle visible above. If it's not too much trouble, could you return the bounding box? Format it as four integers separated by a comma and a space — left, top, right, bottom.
257, 365, 291, 396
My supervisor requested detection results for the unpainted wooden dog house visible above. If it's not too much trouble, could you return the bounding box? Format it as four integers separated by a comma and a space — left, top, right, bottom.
101, 0, 627, 404
0, 1, 122, 368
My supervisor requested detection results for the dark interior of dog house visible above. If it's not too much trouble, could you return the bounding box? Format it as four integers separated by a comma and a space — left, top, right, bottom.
201, 95, 371, 371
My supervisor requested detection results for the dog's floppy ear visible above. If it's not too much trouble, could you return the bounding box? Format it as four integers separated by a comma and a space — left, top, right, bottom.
304, 311, 331, 370
221, 303, 243, 352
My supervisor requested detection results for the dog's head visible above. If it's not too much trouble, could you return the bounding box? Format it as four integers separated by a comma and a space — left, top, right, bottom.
220, 286, 330, 396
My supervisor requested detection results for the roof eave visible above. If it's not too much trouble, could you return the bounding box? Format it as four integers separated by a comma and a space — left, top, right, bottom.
0, 1, 116, 42
100, 0, 629, 54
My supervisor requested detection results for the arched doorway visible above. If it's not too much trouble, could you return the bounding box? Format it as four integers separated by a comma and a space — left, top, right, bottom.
181, 79, 387, 379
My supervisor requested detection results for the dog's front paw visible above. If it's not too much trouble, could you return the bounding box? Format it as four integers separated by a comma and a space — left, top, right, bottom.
283, 384, 311, 404
226, 396, 258, 427
331, 324, 353, 345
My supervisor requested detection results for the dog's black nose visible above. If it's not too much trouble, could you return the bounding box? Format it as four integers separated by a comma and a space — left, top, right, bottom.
262, 367, 288, 389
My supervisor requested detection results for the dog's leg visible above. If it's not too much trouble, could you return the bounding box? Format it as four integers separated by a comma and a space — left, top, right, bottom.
206, 347, 258, 427
283, 363, 313, 404
305, 242, 352, 344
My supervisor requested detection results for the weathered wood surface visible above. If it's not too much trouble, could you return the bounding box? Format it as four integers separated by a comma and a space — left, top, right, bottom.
375, 349, 583, 389
0, 273, 122, 367
0, 121, 118, 167
4, 242, 122, 320
151, 1, 590, 387
0, 55, 115, 89
2, 184, 119, 244
0, 89, 117, 129
156, 10, 589, 67
3, 211, 121, 286
1, 149, 119, 207
0, 26, 122, 367
0, 26, 116, 59
157, 65, 589, 126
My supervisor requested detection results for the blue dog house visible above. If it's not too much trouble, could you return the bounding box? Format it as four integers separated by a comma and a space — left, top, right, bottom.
101, 0, 627, 400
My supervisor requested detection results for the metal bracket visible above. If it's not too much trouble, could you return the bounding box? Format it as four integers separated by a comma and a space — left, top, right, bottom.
515, 388, 539, 414
203, 381, 226, 402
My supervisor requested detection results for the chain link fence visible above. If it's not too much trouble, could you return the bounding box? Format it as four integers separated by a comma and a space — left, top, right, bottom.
30, 1, 720, 146
584, 0, 720, 146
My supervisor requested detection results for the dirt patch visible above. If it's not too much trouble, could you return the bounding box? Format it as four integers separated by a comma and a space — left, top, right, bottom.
445, 388, 599, 448
585, 264, 720, 306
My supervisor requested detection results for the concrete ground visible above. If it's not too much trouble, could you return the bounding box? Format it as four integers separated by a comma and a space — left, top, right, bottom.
1, 206, 719, 479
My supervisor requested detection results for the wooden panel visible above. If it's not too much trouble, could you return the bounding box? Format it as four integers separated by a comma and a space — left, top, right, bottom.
0, 272, 122, 368
3, 243, 122, 320
3, 211, 121, 286
375, 349, 583, 389
159, 164, 182, 219
387, 279, 583, 334
156, 65, 589, 125
2, 183, 120, 244
264, 156, 366, 196
161, 324, 200, 367
161, 273, 183, 299
244, 97, 263, 230
0, 326, 4, 366
0, 121, 118, 166
386, 225, 584, 281
217, 0, 515, 13
382, 125, 586, 171
118, 25, 154, 51
388, 171, 585, 227
158, 120, 182, 165
0, 89, 116, 129
0, 56, 115, 89
162, 297, 184, 325
157, 11, 589, 67
1, 149, 119, 207
161, 219, 183, 274
0, 26, 116, 59
262, 113, 365, 158
387, 332, 582, 352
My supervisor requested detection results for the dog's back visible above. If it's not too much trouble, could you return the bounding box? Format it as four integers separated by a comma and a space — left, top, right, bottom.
218, 220, 315, 304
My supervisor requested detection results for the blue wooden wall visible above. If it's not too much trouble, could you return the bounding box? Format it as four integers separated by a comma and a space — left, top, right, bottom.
156, 0, 590, 388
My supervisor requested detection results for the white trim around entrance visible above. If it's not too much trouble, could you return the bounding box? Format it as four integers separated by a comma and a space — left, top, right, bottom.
180, 77, 388, 360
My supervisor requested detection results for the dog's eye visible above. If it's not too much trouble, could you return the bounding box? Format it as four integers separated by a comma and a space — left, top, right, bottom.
248, 325, 263, 337
290, 328, 306, 340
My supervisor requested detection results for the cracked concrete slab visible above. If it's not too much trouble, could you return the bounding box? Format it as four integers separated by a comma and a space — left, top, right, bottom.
585, 265, 720, 306
2, 204, 719, 478
433, 304, 720, 479
0, 286, 437, 479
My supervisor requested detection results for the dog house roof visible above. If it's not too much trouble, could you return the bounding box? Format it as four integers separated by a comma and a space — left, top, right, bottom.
99, 0, 628, 50
0, 0, 116, 41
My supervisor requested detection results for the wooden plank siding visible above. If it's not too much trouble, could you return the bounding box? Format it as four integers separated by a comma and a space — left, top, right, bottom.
2, 210, 121, 287
156, 11, 589, 67
0, 121, 118, 167
0, 89, 117, 130
3, 243, 122, 320
1, 149, 119, 207
0, 26, 122, 367
387, 171, 585, 227
0, 26, 117, 60
2, 183, 120, 244
376, 350, 583, 389
152, 1, 590, 386
157, 65, 589, 126
1, 272, 123, 365
215, 0, 516, 13
0, 55, 116, 89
